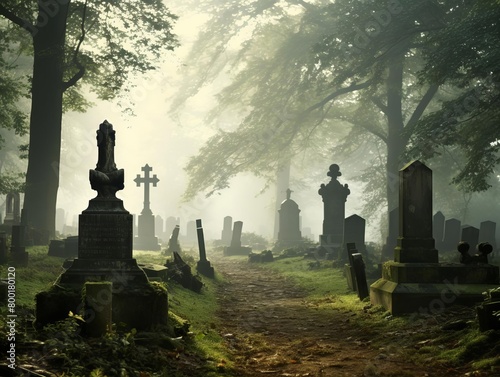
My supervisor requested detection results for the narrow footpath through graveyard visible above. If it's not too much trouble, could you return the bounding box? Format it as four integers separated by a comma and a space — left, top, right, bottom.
214, 258, 475, 377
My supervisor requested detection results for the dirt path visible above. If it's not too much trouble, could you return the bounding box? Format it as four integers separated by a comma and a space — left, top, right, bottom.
214, 258, 471, 377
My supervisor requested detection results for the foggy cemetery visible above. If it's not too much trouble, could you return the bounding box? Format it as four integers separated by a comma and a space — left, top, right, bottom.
2, 1, 500, 376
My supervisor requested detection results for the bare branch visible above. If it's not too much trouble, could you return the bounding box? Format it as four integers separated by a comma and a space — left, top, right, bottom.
405, 84, 439, 135
63, 0, 88, 91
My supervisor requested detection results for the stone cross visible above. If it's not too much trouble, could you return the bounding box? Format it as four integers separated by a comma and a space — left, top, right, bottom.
134, 164, 159, 214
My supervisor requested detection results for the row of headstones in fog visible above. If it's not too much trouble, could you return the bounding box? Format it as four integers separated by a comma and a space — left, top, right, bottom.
383, 206, 498, 261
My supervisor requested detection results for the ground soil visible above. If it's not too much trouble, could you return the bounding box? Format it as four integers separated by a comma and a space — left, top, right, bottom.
214, 257, 490, 377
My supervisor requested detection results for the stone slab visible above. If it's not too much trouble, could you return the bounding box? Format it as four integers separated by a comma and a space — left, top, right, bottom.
382, 262, 499, 284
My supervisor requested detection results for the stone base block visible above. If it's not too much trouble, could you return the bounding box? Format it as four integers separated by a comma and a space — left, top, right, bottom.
35, 283, 168, 331
382, 262, 499, 284
197, 260, 215, 278
223, 246, 252, 256
370, 278, 497, 315
57, 258, 149, 287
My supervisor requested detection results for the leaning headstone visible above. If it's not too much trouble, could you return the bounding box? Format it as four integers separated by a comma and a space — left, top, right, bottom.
221, 216, 233, 246
165, 252, 203, 293
461, 226, 479, 250
344, 214, 366, 262
352, 253, 369, 300
318, 164, 350, 258
36, 120, 167, 330
442, 218, 461, 252
433, 211, 445, 250
133, 164, 161, 251
165, 225, 181, 255
344, 242, 358, 292
223, 221, 252, 256
196, 219, 214, 278
277, 189, 302, 248
371, 160, 499, 315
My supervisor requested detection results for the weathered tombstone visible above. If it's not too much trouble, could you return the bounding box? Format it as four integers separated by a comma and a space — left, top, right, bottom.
479, 221, 497, 253
221, 216, 233, 246
36, 120, 168, 330
0, 232, 7, 264
461, 226, 479, 249
352, 253, 369, 300
223, 221, 252, 256
196, 219, 214, 278
165, 224, 181, 255
155, 215, 165, 242
381, 207, 398, 262
344, 214, 366, 262
371, 160, 500, 315
277, 189, 302, 247
442, 218, 461, 251
433, 211, 445, 250
318, 164, 350, 258
3, 192, 20, 226
133, 164, 161, 251
165, 216, 179, 237
165, 251, 203, 292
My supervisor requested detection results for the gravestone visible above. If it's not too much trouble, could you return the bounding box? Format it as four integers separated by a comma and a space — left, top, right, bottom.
344, 214, 366, 262
442, 218, 461, 252
433, 211, 445, 250
221, 216, 233, 246
3, 192, 20, 226
165, 224, 181, 255
381, 207, 398, 262
155, 215, 165, 242
318, 164, 350, 257
165, 216, 179, 238
196, 219, 214, 278
461, 226, 479, 250
224, 221, 252, 256
133, 164, 161, 251
371, 160, 499, 315
479, 221, 497, 253
36, 120, 167, 330
277, 189, 302, 247
352, 253, 369, 300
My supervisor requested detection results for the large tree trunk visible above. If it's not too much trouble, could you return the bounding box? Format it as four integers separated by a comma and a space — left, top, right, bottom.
23, 2, 70, 242
385, 54, 405, 213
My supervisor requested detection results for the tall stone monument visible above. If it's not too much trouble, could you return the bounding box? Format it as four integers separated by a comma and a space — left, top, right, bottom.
221, 216, 233, 246
318, 164, 350, 256
36, 121, 167, 330
371, 161, 499, 315
133, 164, 161, 251
196, 219, 214, 278
277, 189, 302, 248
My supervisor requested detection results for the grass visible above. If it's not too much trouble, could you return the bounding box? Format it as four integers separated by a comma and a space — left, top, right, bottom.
0, 246, 234, 376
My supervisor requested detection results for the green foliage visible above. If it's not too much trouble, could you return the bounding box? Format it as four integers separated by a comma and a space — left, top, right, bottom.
241, 232, 269, 250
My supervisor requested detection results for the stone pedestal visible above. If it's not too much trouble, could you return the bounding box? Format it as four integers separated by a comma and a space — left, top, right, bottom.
134, 211, 161, 251
35, 121, 167, 330
371, 161, 500, 315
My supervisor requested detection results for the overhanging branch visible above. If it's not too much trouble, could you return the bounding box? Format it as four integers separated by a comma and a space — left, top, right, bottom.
0, 4, 35, 36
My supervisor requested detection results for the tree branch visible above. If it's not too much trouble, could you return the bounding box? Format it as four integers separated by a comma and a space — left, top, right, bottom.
0, 4, 35, 36
301, 80, 373, 116
405, 84, 439, 136
63, 0, 88, 91
371, 96, 388, 115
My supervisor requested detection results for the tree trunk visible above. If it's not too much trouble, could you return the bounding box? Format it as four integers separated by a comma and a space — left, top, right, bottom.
385, 54, 405, 213
23, 1, 70, 242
